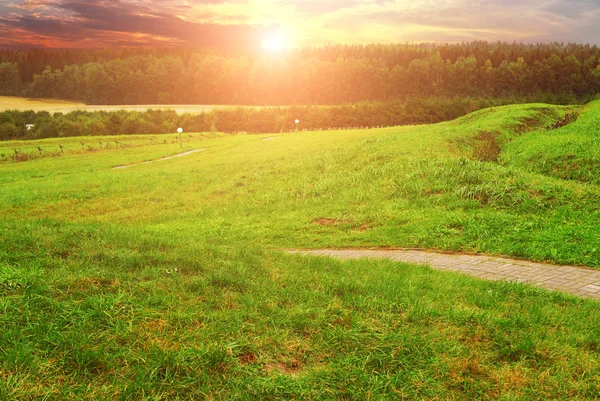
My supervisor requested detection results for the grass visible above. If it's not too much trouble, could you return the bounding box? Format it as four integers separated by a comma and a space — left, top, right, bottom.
0, 96, 252, 114
502, 101, 600, 184
0, 96, 84, 112
1, 101, 600, 399
0, 132, 224, 163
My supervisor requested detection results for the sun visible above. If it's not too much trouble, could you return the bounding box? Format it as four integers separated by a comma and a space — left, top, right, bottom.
262, 31, 289, 53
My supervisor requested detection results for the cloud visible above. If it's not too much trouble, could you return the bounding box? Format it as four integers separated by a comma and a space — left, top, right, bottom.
542, 0, 600, 19
308, 0, 600, 44
0, 0, 270, 49
0, 0, 600, 48
281, 0, 365, 16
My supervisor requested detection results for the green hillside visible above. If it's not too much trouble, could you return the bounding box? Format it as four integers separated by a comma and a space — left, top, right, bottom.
503, 100, 600, 184
1, 101, 600, 399
2, 101, 596, 265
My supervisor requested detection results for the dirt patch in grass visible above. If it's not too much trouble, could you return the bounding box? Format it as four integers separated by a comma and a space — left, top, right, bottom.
238, 352, 258, 365
515, 117, 541, 134
472, 130, 502, 162
315, 218, 347, 226
75, 277, 117, 290
546, 112, 579, 130
493, 365, 530, 393
448, 130, 502, 162
356, 223, 371, 232
446, 356, 492, 393
423, 188, 445, 196
139, 319, 169, 332
265, 359, 305, 376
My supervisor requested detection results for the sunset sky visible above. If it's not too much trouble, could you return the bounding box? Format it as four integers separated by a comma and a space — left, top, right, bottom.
1, 0, 599, 49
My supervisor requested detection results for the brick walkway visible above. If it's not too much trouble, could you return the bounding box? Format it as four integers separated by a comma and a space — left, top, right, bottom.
289, 249, 600, 300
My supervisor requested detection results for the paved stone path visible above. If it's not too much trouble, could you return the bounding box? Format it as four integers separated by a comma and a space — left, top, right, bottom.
113, 148, 206, 169
290, 249, 600, 300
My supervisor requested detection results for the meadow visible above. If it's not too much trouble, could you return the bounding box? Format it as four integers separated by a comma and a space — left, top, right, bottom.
1, 101, 600, 399
0, 96, 241, 114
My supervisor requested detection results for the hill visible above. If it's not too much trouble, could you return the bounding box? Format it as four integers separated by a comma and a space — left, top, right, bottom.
1, 101, 600, 399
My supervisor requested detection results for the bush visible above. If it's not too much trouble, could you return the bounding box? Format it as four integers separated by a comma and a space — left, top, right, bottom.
0, 122, 21, 140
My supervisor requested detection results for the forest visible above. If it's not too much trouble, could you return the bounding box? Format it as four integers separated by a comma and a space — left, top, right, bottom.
1, 42, 600, 106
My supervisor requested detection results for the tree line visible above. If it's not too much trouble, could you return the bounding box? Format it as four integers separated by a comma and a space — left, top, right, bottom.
0, 42, 599, 105
1, 96, 533, 141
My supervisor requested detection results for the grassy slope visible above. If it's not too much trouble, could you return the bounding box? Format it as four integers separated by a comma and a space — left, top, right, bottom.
2, 102, 598, 265
502, 100, 600, 184
0, 96, 253, 113
2, 102, 600, 399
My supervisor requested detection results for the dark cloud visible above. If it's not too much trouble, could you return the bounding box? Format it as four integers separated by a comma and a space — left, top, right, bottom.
0, 0, 268, 49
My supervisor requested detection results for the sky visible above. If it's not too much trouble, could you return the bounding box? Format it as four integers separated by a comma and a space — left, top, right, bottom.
0, 0, 599, 49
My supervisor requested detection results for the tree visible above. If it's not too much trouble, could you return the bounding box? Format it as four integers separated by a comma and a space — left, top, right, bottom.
0, 62, 22, 96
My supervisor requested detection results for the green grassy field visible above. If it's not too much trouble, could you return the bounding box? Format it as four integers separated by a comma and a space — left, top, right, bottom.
2, 101, 600, 399
0, 96, 245, 114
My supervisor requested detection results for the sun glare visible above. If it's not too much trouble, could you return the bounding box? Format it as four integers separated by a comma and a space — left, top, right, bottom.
262, 31, 289, 53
